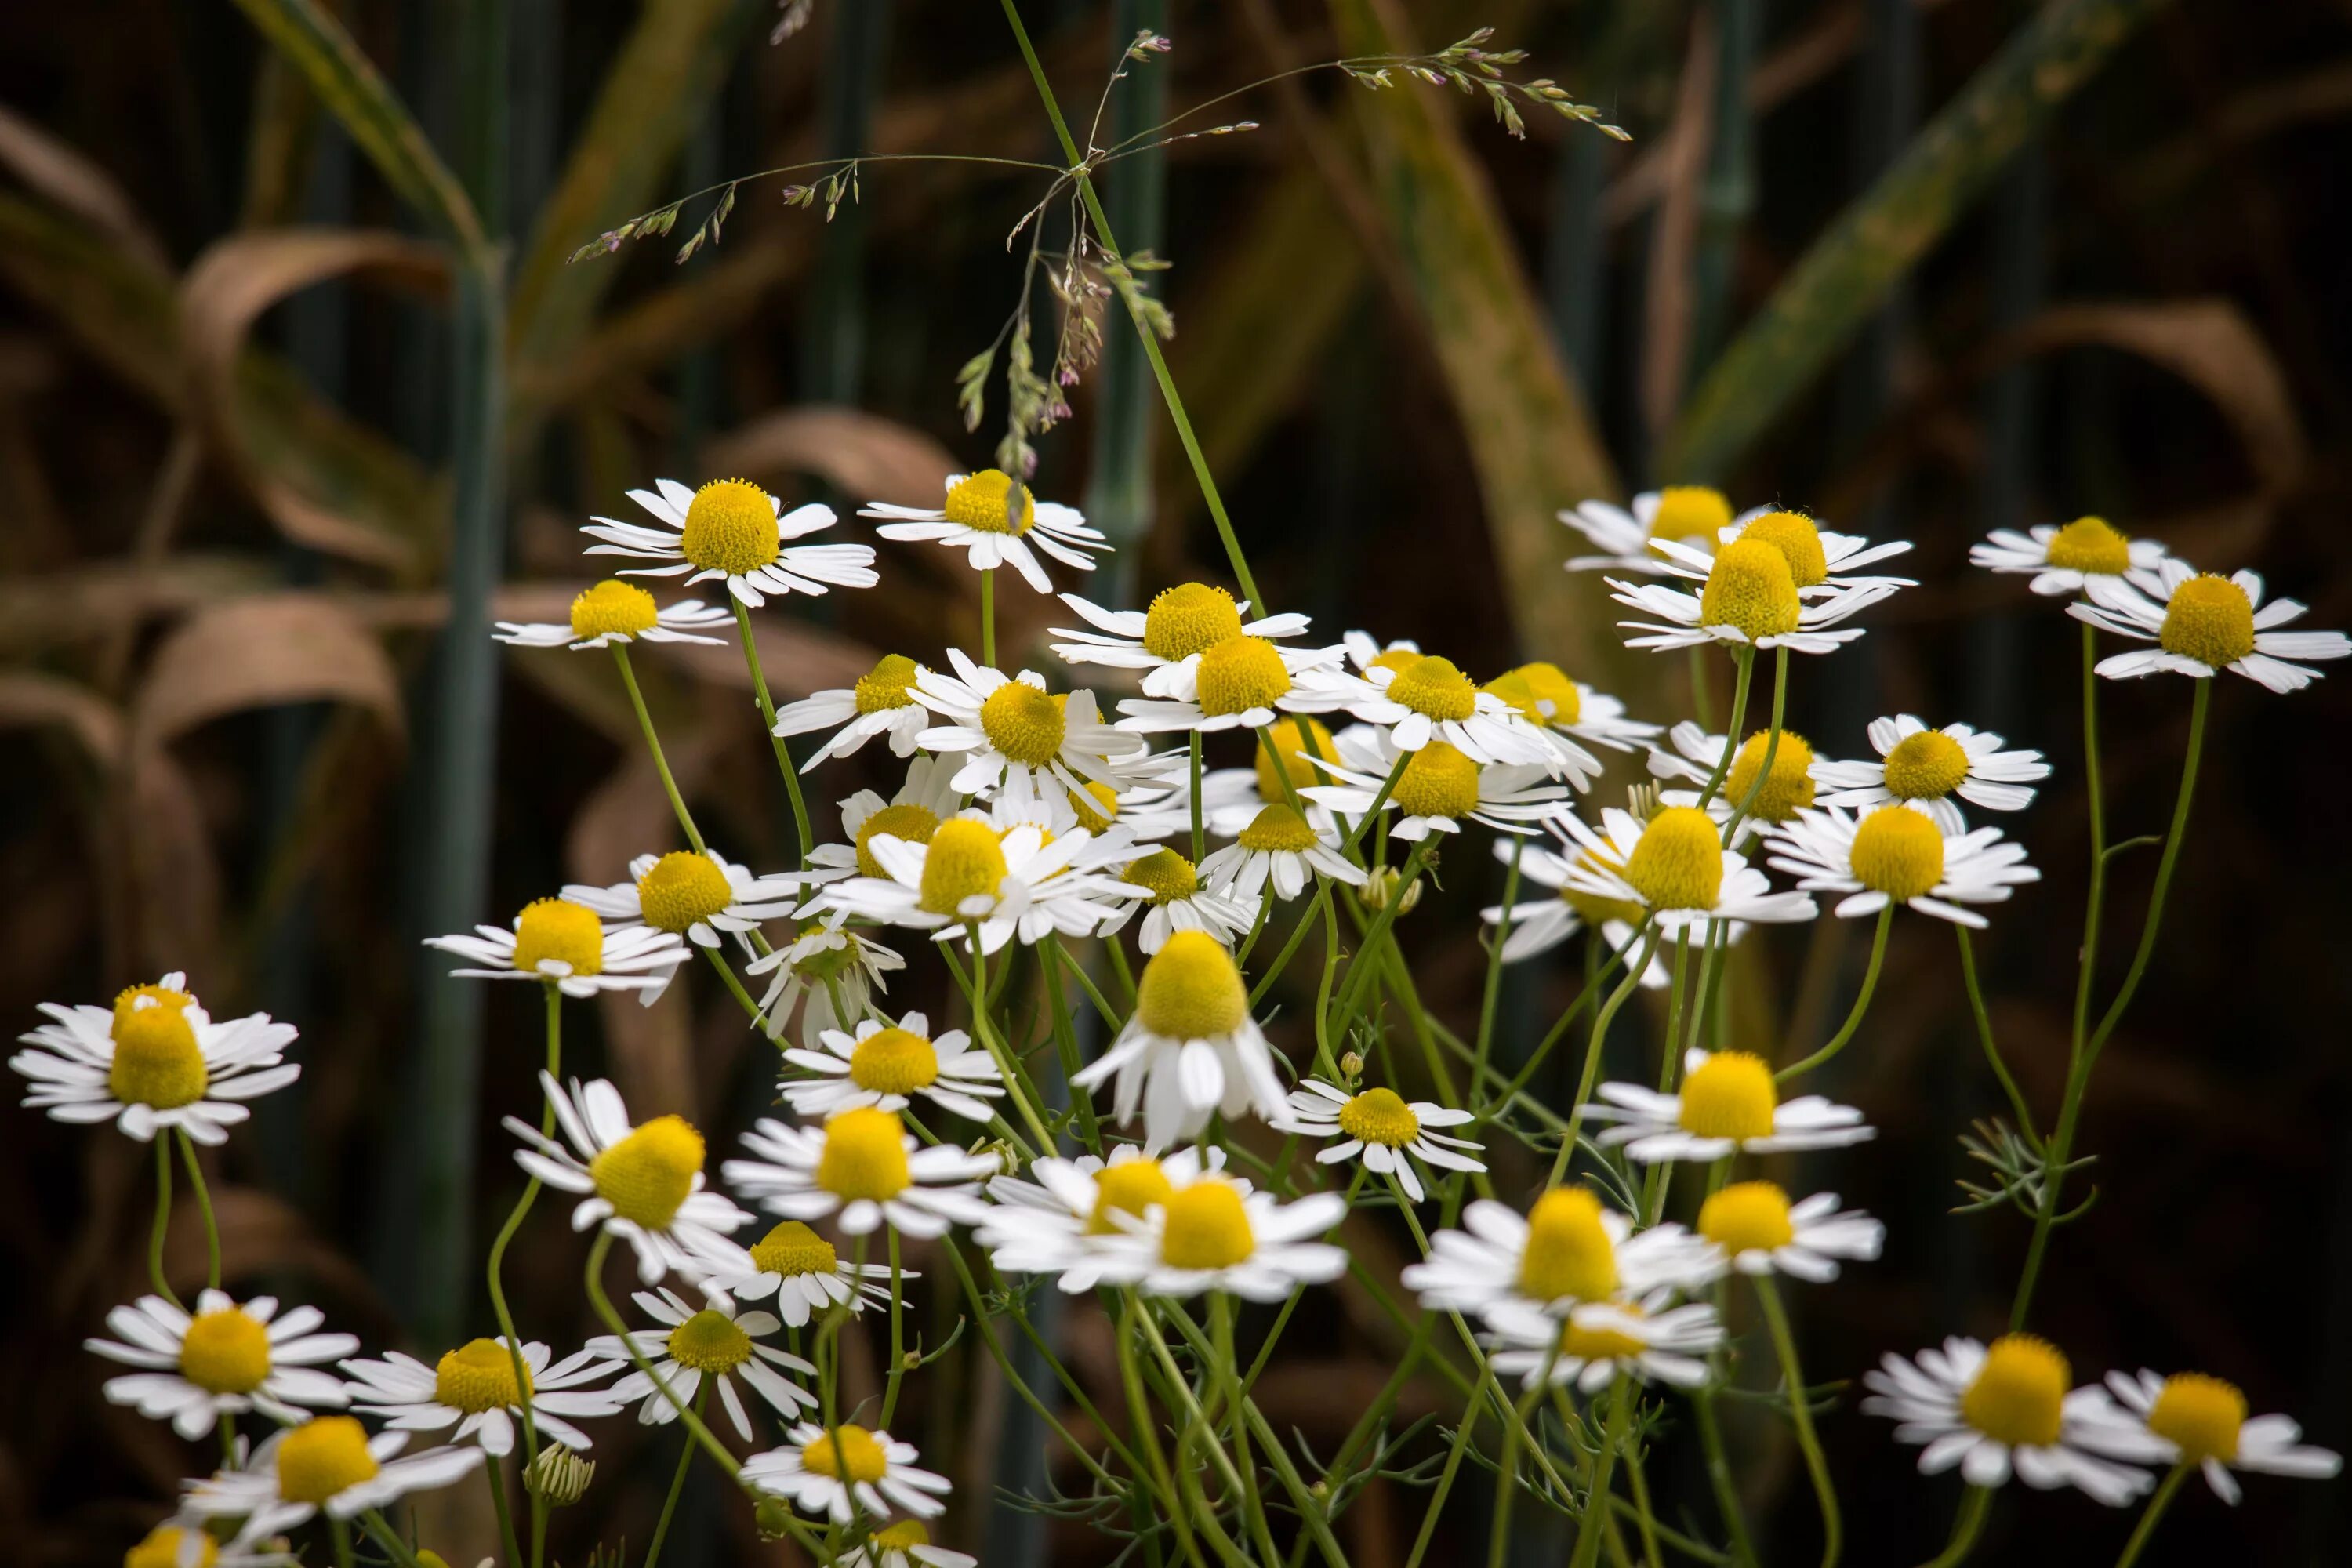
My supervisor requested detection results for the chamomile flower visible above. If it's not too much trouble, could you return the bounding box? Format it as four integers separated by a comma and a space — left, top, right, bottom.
1610, 536, 1895, 655
1480, 662, 1661, 760
425, 896, 688, 1003
910, 651, 1145, 800
339, 1338, 625, 1456
770, 654, 935, 769
824, 816, 1130, 954
564, 848, 808, 951
183, 1417, 485, 1546
13, 975, 299, 1145
121, 1523, 290, 1568
1559, 485, 1738, 574
2071, 1370, 2343, 1504
701, 1220, 898, 1327
782, 1011, 1005, 1123
1813, 715, 2049, 834
1766, 804, 2038, 927
87, 1290, 357, 1439
840, 1521, 976, 1568
860, 468, 1106, 593
1716, 508, 1915, 591
1198, 804, 1367, 900
1089, 1171, 1347, 1301
1863, 1335, 2154, 1505
1551, 805, 1818, 937
978, 1145, 1224, 1292
1477, 836, 1675, 987
1586, 1049, 1873, 1164
744, 1421, 953, 1523
1338, 652, 1575, 778
504, 1073, 753, 1288
1274, 1079, 1485, 1203
799, 755, 967, 893
1098, 847, 1262, 954
2071, 559, 2350, 693
586, 1288, 818, 1442
1692, 1181, 1884, 1282
747, 924, 902, 1046
1055, 767, 1196, 845
1971, 515, 2167, 597
494, 579, 736, 649
584, 477, 877, 608
1201, 715, 1346, 837
1053, 583, 1315, 695
724, 1106, 996, 1239
1301, 728, 1570, 844
1116, 630, 1356, 735
1485, 1291, 1724, 1393
1646, 722, 1828, 831
1070, 932, 1288, 1149
1400, 1189, 1714, 1320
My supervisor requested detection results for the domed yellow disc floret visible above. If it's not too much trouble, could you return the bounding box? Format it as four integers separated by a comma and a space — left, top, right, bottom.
2044, 516, 2132, 575
751, 1219, 839, 1277
1849, 805, 1944, 901
800, 1424, 888, 1483
1559, 848, 1645, 929
1725, 731, 1817, 822
1134, 931, 1247, 1040
679, 480, 779, 576
853, 653, 922, 714
2146, 1372, 2246, 1464
856, 803, 941, 879
113, 981, 196, 1035
276, 1415, 380, 1505
815, 1107, 911, 1201
1737, 512, 1829, 588
1338, 1087, 1421, 1148
848, 1028, 939, 1096
1088, 1159, 1175, 1235
180, 1306, 271, 1394
1882, 731, 1969, 800
512, 897, 604, 978
873, 1522, 933, 1550
1560, 1308, 1649, 1364
667, 1308, 754, 1374
1160, 1182, 1255, 1269
1385, 655, 1479, 722
1122, 848, 1200, 906
435, 1338, 530, 1413
1391, 741, 1481, 821
1699, 540, 1802, 641
1142, 583, 1244, 662
1622, 806, 1723, 911
1959, 1334, 2068, 1448
108, 1000, 209, 1110
589, 1115, 706, 1229
1697, 1180, 1795, 1254
1195, 635, 1293, 717
1255, 716, 1341, 799
978, 681, 1066, 768
1677, 1051, 1777, 1142
1647, 485, 1733, 543
1484, 662, 1582, 726
635, 851, 734, 934
1515, 1188, 1619, 1304
569, 579, 659, 641
126, 1525, 218, 1568
942, 470, 1034, 535
2158, 573, 2256, 669
1366, 647, 1421, 677
1238, 804, 1319, 854
916, 819, 1009, 916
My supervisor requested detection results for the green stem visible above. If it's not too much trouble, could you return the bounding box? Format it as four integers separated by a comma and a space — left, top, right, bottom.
1756, 1277, 1842, 1568
1692, 1387, 1761, 1568
328, 1515, 355, 1568
981, 565, 996, 667
1189, 730, 1207, 865
1695, 649, 1754, 804
731, 598, 813, 866
1955, 927, 2037, 1138
1918, 1486, 1990, 1568
583, 1233, 753, 1486
1554, 929, 1659, 1183
1112, 1296, 1211, 1568
488, 982, 561, 1515
1719, 646, 1788, 841
949, 937, 1052, 1153
485, 1452, 524, 1568
358, 1510, 426, 1568
1475, 837, 1526, 1088
880, 1229, 907, 1426
1486, 1361, 1558, 1568
703, 946, 766, 1026
1211, 1294, 1280, 1565
1406, 1361, 1494, 1568
2113, 1464, 2190, 1568
174, 1129, 221, 1291
148, 1138, 180, 1309
1569, 1381, 1632, 1568
1777, 906, 1890, 1080
612, 644, 704, 852
1339, 752, 1410, 857
643, 1384, 711, 1568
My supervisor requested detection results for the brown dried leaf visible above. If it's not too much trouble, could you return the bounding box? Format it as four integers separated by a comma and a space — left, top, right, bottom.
702, 406, 960, 511
0, 671, 126, 767
130, 591, 406, 752
0, 101, 169, 274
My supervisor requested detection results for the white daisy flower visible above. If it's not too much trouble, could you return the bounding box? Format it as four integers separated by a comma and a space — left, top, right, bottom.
798, 755, 968, 895
1715, 508, 1915, 591
1485, 1291, 1724, 1393
1334, 650, 1577, 779
493, 579, 735, 650
584, 477, 877, 608
782, 1010, 1004, 1123
822, 816, 1130, 956
1097, 846, 1262, 956
1691, 1181, 1884, 1282
425, 896, 688, 1004
564, 847, 809, 952
1201, 715, 1347, 837
1551, 805, 1817, 938
1053, 582, 1315, 696
701, 1220, 899, 1327
1609, 535, 1896, 655
1477, 836, 1676, 988
121, 1523, 290, 1568
183, 1417, 485, 1547
1198, 804, 1367, 901
1812, 714, 2049, 834
1863, 1335, 2156, 1506
859, 468, 1105, 593
1970, 515, 2168, 597
978, 1145, 1222, 1293
1089, 1171, 1347, 1301
339, 1338, 625, 1456
1646, 720, 1831, 832
1560, 485, 1740, 575
13, 975, 299, 1145
1070, 932, 1288, 1149
1273, 1080, 1484, 1203
724, 1106, 996, 1239
1054, 766, 1196, 845
2071, 559, 2350, 694
909, 652, 1145, 801
769, 653, 935, 770
1400, 1189, 1715, 1321
746, 1421, 953, 1523
1113, 633, 1357, 735
2071, 1370, 2343, 1504
1302, 728, 1570, 844
586, 1287, 818, 1441
747, 924, 902, 1047
1766, 804, 2039, 927
87, 1290, 357, 1439
1586, 1047, 1874, 1164
503, 1073, 753, 1288
839, 1520, 977, 1568
1479, 661, 1661, 768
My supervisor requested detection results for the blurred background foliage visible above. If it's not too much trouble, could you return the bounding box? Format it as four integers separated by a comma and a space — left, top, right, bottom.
2, 0, 2348, 1563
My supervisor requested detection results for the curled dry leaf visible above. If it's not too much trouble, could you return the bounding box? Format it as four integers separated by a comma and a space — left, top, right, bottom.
702, 405, 960, 511
0, 101, 170, 274
129, 591, 406, 753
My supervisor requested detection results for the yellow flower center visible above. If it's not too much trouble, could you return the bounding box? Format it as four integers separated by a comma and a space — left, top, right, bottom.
873, 1521, 933, 1549
1958, 1335, 2069, 1449
1134, 931, 1248, 1040
2158, 573, 2256, 669
942, 470, 1035, 535
1366, 648, 1421, 677
1194, 635, 1293, 717
751, 1220, 839, 1277
978, 681, 1066, 768
2146, 1373, 2246, 1464
1515, 1188, 1619, 1305
1123, 848, 1200, 906
1087, 1160, 1176, 1235
1881, 731, 1969, 800
1559, 848, 1645, 928
276, 1416, 380, 1506
1385, 655, 1479, 722
1849, 804, 1944, 901
1737, 511, 1829, 588
511, 897, 605, 978
2044, 516, 2132, 575
635, 851, 735, 934
814, 1107, 911, 1201
848, 1028, 939, 1096
1647, 485, 1733, 543
800, 1425, 889, 1483
853, 653, 922, 714
1160, 1182, 1256, 1269
666, 1308, 754, 1374
1391, 741, 1482, 821
126, 1526, 219, 1568
179, 1307, 271, 1394
856, 803, 942, 879
1698, 540, 1802, 640
107, 1002, 209, 1110
113, 981, 196, 1035
1677, 1051, 1778, 1142
1622, 806, 1723, 911
434, 1338, 530, 1413
588, 1115, 705, 1229
1697, 1180, 1795, 1254
1723, 731, 1817, 822
678, 479, 779, 576
1483, 662, 1582, 726
1068, 781, 1122, 833
1255, 716, 1341, 800
1142, 583, 1245, 661
568, 579, 660, 641
1238, 804, 1319, 854
1337, 1087, 1421, 1148
1560, 1308, 1650, 1363
916, 819, 1009, 916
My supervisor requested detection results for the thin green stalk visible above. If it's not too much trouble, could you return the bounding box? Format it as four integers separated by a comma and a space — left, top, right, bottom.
643, 1384, 710, 1568
1247, 884, 1326, 1006
1720, 646, 1788, 841
1621, 1425, 1666, 1568
175, 1130, 221, 1290
148, 1138, 180, 1309
731, 598, 813, 866
1189, 730, 1206, 865
1756, 1276, 1841, 1568
1696, 650, 1755, 804
612, 644, 705, 852
1340, 752, 1410, 857
485, 1454, 524, 1568
1210, 1294, 1280, 1565
1687, 644, 1716, 731
704, 946, 766, 1025
1777, 906, 1891, 1080
358, 1511, 426, 1568
1692, 1387, 1761, 1568
1485, 1358, 1558, 1568
1486, 937, 1630, 1121
1554, 931, 1660, 1182
488, 985, 560, 1476
1955, 927, 2037, 1138
1569, 1381, 1633, 1568
2113, 1463, 2190, 1568
1919, 1485, 1990, 1568
1113, 1297, 1210, 1568
981, 566, 996, 666
949, 937, 1052, 1152
880, 1229, 907, 1426
328, 1515, 356, 1568
1475, 837, 1526, 1087
1406, 1360, 1495, 1568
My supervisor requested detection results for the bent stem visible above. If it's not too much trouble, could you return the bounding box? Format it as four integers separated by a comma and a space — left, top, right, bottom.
612, 644, 705, 852
731, 599, 814, 866
1955, 927, 2036, 1138
1554, 927, 1660, 1183
1755, 1277, 1842, 1568
1719, 645, 1789, 841
1777, 906, 1890, 1081
1920, 1484, 1990, 1568
2113, 1463, 2190, 1568
174, 1129, 221, 1290
148, 1138, 180, 1309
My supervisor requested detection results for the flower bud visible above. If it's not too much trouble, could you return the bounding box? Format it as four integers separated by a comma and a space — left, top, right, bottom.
524, 1446, 594, 1507
756, 1499, 797, 1541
